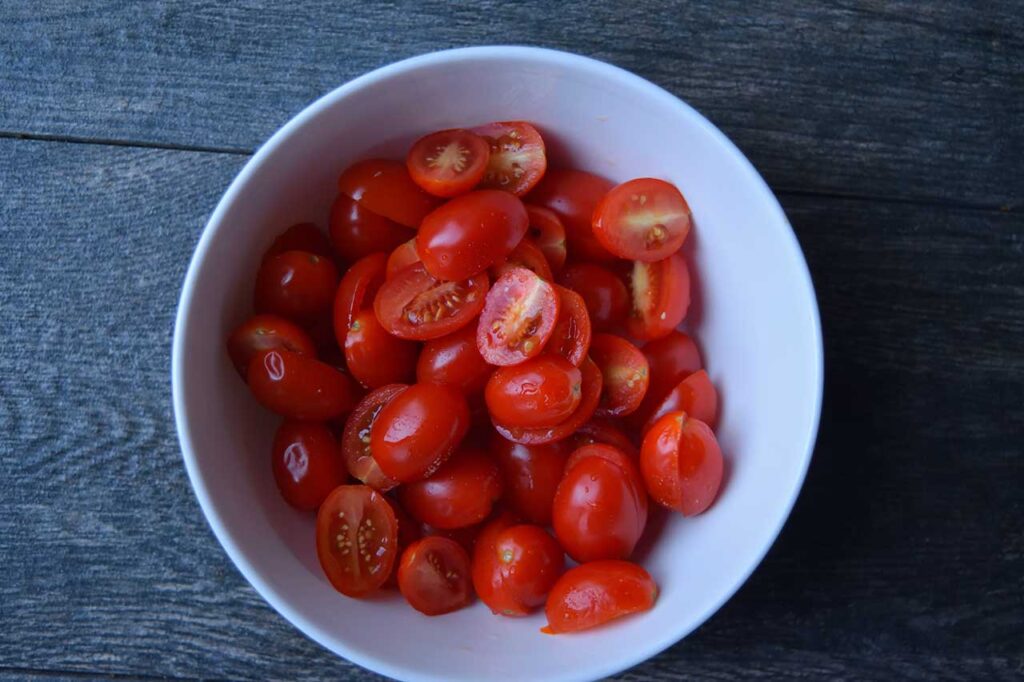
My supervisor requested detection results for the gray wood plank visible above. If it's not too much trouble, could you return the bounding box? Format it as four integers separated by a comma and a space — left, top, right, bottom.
1, 1, 1021, 207
1, 138, 1021, 680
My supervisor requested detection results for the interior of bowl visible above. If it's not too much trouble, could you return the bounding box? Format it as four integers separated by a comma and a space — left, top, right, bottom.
173, 47, 822, 682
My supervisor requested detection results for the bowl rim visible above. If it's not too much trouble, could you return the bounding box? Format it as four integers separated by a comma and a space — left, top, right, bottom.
172, 44, 824, 682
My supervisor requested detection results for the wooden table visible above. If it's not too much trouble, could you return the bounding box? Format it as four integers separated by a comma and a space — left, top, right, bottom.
2, 2, 1021, 680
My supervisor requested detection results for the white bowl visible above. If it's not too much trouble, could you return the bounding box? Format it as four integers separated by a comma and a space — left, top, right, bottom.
172, 46, 823, 682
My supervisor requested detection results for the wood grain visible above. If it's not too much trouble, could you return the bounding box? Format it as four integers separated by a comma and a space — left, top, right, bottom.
1, 138, 1021, 680
1, 0, 1021, 207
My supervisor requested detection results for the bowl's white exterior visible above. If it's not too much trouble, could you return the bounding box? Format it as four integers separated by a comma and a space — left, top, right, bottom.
172, 46, 823, 682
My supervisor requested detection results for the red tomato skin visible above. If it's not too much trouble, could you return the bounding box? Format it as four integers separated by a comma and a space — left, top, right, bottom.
271, 421, 346, 511
370, 382, 470, 482
341, 384, 407, 491
527, 168, 616, 262
263, 222, 335, 263
491, 435, 570, 525
247, 349, 358, 420
473, 524, 565, 616
227, 314, 316, 378
399, 447, 503, 529
473, 121, 548, 196
559, 263, 629, 332
589, 333, 650, 418
374, 263, 489, 341
337, 159, 440, 228
398, 536, 473, 615
574, 419, 639, 457
416, 323, 492, 396
643, 369, 718, 433
543, 560, 657, 633
491, 237, 554, 282
592, 178, 692, 262
525, 205, 567, 274
316, 485, 399, 597
485, 355, 583, 429
385, 238, 422, 279
641, 411, 723, 516
418, 190, 529, 281
552, 447, 648, 563
548, 285, 592, 367
630, 331, 703, 429
476, 268, 560, 366
332, 252, 388, 349
626, 252, 691, 340
329, 194, 414, 263
254, 250, 339, 323
406, 128, 491, 197
343, 310, 418, 389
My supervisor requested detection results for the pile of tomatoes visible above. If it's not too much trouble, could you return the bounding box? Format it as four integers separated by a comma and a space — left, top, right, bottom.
226, 121, 724, 633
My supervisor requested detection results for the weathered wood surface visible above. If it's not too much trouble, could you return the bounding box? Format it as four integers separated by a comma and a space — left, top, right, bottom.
1, 137, 1021, 680
1, 1, 1021, 208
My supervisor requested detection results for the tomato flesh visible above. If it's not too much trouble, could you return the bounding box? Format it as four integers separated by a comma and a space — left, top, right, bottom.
398, 536, 473, 615
341, 384, 407, 491
486, 354, 583, 429
641, 411, 723, 516
547, 285, 592, 367
399, 447, 503, 529
473, 524, 565, 616
271, 421, 346, 511
247, 349, 357, 420
329, 194, 413, 263
593, 178, 692, 261
316, 485, 399, 597
589, 333, 650, 418
337, 159, 440, 227
626, 252, 690, 340
407, 128, 490, 197
525, 205, 567, 273
477, 267, 560, 366
344, 310, 418, 389
374, 262, 489, 341
473, 121, 547, 196
227, 314, 315, 378
491, 237, 554, 282
543, 560, 657, 633
386, 238, 422, 279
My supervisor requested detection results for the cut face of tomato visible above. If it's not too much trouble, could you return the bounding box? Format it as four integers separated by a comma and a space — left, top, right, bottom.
626, 252, 690, 340
526, 168, 615, 262
333, 252, 388, 348
593, 178, 692, 261
640, 411, 723, 516
491, 237, 554, 282
525, 205, 567, 274
477, 268, 560, 366
547, 285, 592, 367
407, 128, 491, 197
543, 560, 657, 633
589, 333, 650, 418
386, 238, 422, 280
341, 384, 407, 491
316, 485, 399, 597
374, 262, 488, 341
398, 536, 473, 615
643, 369, 718, 433
337, 159, 440, 228
473, 121, 547, 196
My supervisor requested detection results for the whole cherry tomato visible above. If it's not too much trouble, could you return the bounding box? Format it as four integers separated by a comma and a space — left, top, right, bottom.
344, 310, 418, 389
543, 560, 657, 633
337, 159, 440, 228
547, 285, 592, 367
406, 128, 491, 197
263, 222, 335, 263
641, 411, 723, 516
247, 349, 358, 420
374, 263, 489, 341
559, 263, 629, 332
589, 333, 650, 417
473, 524, 564, 616
477, 267, 560, 366
626, 252, 690, 340
527, 168, 615, 262
418, 189, 528, 281
552, 444, 648, 563
371, 382, 470, 482
399, 447, 503, 529
525, 205, 567, 274
227, 314, 315, 378
398, 536, 473, 615
643, 369, 718, 433
491, 434, 570, 525
316, 485, 398, 597
592, 178, 691, 262
341, 384, 407, 491
416, 323, 492, 396
271, 420, 346, 511
473, 121, 547, 196
254, 250, 338, 323
329, 194, 414, 263
485, 355, 583, 429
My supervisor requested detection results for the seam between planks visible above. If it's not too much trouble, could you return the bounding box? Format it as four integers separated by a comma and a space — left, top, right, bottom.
0, 666, 203, 681
1, 130, 1017, 215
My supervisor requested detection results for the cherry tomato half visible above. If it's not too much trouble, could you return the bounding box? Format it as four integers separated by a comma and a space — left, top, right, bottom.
329, 194, 414, 263
337, 159, 440, 228
254, 250, 339, 323
527, 168, 615, 262
526, 205, 567, 274
473, 524, 564, 616
398, 536, 473, 615
593, 178, 692, 262
416, 323, 492, 396
630, 331, 703, 429
643, 369, 718, 433
491, 237, 554, 282
492, 355, 602, 446
406, 128, 491, 197
641, 411, 723, 516
341, 384, 407, 491
316, 485, 399, 597
543, 560, 657, 634
552, 444, 648, 563
473, 121, 547, 196
386, 238, 422, 279
374, 263, 489, 341
486, 354, 583, 429
227, 314, 316, 378
333, 251, 387, 349
271, 420, 346, 511
559, 263, 629, 333
344, 310, 418, 389
247, 349, 358, 420
547, 285, 592, 367
491, 434, 570, 525
263, 222, 335, 263
477, 267, 560, 366
399, 447, 503, 529
589, 334, 649, 418
626, 253, 690, 340
371, 382, 470, 482
418, 190, 528, 281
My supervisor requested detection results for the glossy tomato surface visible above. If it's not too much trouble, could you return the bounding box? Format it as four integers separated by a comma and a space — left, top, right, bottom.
271, 420, 346, 511
406, 128, 490, 197
473, 121, 547, 196
398, 536, 473, 615
329, 194, 413, 263
247, 349, 357, 420
491, 237, 554, 282
374, 263, 488, 341
543, 560, 657, 633
589, 333, 650, 417
333, 252, 388, 347
344, 310, 418, 389
491, 434, 570, 525
547, 285, 592, 367
527, 168, 615, 262
643, 369, 718, 432
485, 354, 583, 429
227, 314, 315, 378
477, 267, 559, 366
385, 238, 422, 279
416, 323, 492, 396
254, 250, 338, 323
631, 331, 703, 428
626, 252, 690, 340
641, 411, 723, 516
573, 419, 639, 458
316, 485, 399, 597
593, 178, 692, 261
337, 159, 439, 227
399, 447, 503, 529
341, 384, 406, 491
525, 205, 567, 273
473, 524, 564, 616
559, 263, 629, 332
